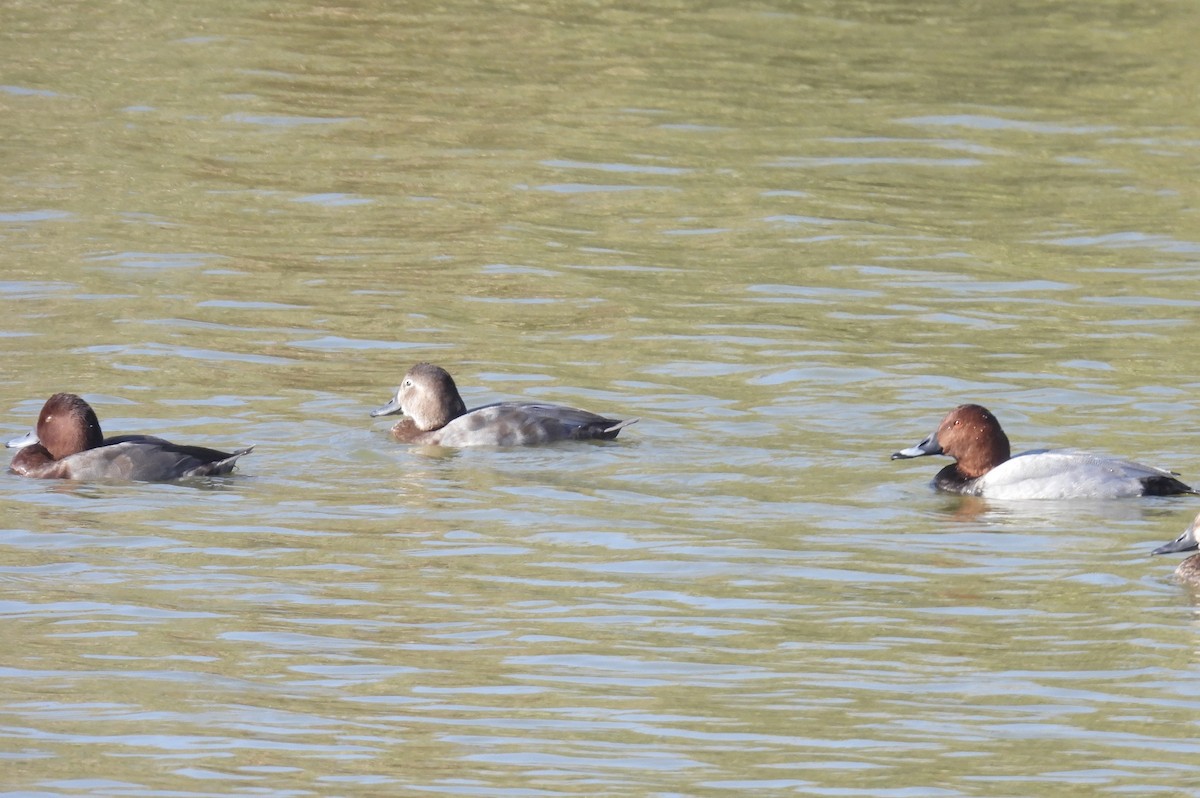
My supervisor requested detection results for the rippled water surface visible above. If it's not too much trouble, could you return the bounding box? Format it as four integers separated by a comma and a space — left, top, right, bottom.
4, 1, 1200, 795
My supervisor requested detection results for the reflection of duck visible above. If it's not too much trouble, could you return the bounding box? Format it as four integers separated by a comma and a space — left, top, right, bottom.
1152, 513, 1200, 584
7, 393, 252, 481
371, 363, 638, 447
892, 404, 1193, 499
936, 495, 1165, 526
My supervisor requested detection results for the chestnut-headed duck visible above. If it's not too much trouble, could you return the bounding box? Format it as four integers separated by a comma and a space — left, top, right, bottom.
6, 392, 253, 481
1152, 513, 1200, 585
891, 403, 1193, 499
370, 362, 638, 447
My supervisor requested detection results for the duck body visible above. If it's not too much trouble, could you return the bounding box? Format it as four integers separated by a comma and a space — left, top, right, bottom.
371, 363, 637, 447
934, 449, 1192, 500
7, 393, 252, 482
893, 404, 1192, 500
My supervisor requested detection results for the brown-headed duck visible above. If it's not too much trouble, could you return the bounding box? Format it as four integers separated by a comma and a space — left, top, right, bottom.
6, 392, 252, 481
1152, 512, 1200, 585
891, 403, 1192, 499
370, 362, 637, 447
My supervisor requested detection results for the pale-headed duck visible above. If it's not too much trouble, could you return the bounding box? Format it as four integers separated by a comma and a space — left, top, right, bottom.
1152, 513, 1200, 585
891, 403, 1193, 499
370, 363, 637, 447
6, 392, 252, 481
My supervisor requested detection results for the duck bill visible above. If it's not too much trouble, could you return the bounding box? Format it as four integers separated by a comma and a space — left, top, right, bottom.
1153, 522, 1200, 555
891, 432, 943, 460
5, 430, 39, 449
370, 397, 404, 418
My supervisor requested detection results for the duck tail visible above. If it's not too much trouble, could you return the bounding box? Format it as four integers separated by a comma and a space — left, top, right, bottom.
1140, 474, 1195, 496
601, 418, 639, 437
193, 445, 255, 477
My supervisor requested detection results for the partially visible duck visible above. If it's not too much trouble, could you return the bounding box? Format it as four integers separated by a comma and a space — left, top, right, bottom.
891, 403, 1192, 499
1152, 513, 1200, 585
7, 392, 252, 481
370, 362, 637, 447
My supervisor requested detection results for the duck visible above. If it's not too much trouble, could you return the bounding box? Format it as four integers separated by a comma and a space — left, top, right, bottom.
1152, 513, 1200, 585
6, 392, 253, 481
891, 403, 1192, 499
370, 362, 637, 447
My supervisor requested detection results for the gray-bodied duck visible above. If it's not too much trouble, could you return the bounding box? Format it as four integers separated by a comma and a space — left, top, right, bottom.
7, 392, 252, 481
371, 363, 637, 447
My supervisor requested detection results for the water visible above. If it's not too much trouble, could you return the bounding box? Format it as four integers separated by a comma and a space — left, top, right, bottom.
4, 0, 1200, 795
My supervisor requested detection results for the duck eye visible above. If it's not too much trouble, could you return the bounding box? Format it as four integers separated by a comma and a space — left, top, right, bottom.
403, 379, 412, 387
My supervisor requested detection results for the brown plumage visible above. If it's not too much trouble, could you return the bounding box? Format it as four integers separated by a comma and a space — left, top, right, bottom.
8, 393, 252, 481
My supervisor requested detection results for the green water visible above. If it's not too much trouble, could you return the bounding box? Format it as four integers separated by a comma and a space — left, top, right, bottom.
3, 0, 1200, 795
